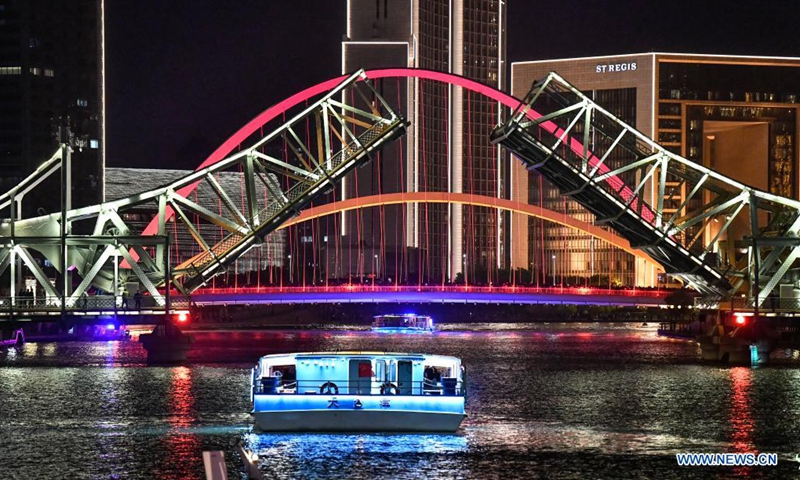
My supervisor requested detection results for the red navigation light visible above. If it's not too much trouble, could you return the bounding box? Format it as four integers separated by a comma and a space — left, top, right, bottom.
734, 314, 746, 326
177, 312, 189, 323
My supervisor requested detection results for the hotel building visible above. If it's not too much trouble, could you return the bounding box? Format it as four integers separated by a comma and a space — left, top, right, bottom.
512, 53, 800, 287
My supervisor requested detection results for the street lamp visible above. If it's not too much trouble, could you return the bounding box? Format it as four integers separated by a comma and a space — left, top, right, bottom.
463, 253, 467, 285
530, 260, 535, 285
551, 254, 556, 286
590, 237, 595, 286
373, 254, 378, 285
288, 254, 293, 284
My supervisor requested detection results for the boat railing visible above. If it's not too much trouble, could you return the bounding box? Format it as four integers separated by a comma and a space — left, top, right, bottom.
253, 377, 465, 397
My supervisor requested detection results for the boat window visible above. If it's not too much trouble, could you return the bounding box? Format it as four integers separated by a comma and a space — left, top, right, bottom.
376, 359, 394, 382
270, 365, 296, 382
423, 365, 452, 382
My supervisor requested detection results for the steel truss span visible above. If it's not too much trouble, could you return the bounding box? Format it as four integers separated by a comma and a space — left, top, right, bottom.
0, 70, 407, 313
492, 72, 800, 306
136, 68, 659, 290
8, 67, 753, 317
0, 67, 667, 317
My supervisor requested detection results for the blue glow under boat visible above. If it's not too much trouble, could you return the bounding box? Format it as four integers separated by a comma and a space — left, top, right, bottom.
371, 313, 435, 333
250, 351, 466, 432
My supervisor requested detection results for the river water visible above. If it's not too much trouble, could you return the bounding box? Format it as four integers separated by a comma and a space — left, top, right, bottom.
1, 323, 799, 479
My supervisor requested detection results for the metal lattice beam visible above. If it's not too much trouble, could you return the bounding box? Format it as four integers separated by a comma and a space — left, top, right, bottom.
0, 69, 407, 312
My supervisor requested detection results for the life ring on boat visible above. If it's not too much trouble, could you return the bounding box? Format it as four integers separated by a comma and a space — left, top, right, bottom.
320, 381, 339, 395
380, 382, 398, 395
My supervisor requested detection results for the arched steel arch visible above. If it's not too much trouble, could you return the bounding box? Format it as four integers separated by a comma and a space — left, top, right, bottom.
275, 192, 658, 268
141, 68, 564, 236
138, 68, 648, 283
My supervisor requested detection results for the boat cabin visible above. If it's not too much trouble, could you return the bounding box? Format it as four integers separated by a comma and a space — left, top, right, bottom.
371, 314, 435, 332
252, 351, 464, 397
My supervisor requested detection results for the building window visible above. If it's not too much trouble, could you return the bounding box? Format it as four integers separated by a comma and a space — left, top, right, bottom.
77, 98, 88, 107
90, 139, 99, 149
0, 67, 21, 75
44, 69, 54, 77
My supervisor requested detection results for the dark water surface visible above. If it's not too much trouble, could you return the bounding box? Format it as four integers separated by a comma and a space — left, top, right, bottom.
1, 323, 800, 479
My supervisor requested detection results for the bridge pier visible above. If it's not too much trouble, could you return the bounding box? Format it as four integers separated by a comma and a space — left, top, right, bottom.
139, 322, 195, 363
698, 336, 774, 365
697, 314, 780, 366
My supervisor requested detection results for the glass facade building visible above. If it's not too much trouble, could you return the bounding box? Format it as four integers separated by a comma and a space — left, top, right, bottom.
342, 0, 507, 283
512, 53, 800, 287
0, 0, 104, 215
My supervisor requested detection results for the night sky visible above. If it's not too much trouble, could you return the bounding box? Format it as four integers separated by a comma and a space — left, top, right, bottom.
105, 1, 800, 170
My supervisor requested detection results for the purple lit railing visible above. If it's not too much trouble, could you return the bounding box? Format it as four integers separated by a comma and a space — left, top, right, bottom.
191, 285, 670, 298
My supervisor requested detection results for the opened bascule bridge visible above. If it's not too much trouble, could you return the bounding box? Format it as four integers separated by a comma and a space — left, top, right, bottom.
2, 68, 800, 360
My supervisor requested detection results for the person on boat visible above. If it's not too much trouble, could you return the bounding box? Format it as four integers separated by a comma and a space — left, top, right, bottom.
134, 290, 143, 310
424, 366, 439, 389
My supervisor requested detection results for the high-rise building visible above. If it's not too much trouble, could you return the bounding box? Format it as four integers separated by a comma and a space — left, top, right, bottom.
512, 53, 800, 287
342, 0, 506, 283
0, 0, 104, 215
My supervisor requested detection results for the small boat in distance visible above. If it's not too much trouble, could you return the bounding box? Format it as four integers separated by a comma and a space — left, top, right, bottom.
372, 313, 435, 333
251, 351, 466, 432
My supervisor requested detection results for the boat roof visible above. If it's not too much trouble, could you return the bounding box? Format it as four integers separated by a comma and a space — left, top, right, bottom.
373, 313, 432, 318
257, 351, 460, 362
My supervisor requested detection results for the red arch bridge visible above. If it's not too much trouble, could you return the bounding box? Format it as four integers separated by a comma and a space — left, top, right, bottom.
2, 68, 800, 320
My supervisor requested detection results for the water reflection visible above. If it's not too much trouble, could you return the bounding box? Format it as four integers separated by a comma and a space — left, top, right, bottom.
2, 325, 800, 478
105, 341, 119, 365
729, 367, 754, 452
728, 367, 755, 477
156, 366, 200, 479
246, 432, 468, 479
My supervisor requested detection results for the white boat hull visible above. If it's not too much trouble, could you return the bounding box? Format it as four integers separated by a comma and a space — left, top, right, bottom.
252, 393, 466, 432
253, 409, 465, 432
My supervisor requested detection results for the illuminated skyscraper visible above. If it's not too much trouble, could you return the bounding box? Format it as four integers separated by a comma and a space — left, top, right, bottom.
0, 0, 104, 215
342, 0, 507, 282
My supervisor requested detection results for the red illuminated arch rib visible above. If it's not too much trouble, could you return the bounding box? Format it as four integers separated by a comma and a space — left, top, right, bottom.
141, 68, 649, 237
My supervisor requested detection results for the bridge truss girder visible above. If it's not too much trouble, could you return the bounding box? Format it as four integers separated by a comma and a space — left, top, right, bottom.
0, 70, 407, 312
492, 72, 800, 306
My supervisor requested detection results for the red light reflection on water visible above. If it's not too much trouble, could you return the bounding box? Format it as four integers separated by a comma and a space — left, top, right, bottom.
728, 367, 755, 476
156, 366, 200, 479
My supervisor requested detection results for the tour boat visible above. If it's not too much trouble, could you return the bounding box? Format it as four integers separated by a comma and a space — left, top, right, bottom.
371, 313, 435, 333
250, 351, 466, 432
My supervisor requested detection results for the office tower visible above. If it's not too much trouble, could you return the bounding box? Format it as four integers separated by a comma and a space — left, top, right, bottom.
342, 0, 507, 283
0, 0, 104, 215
